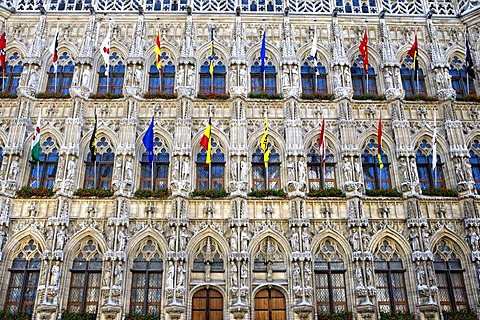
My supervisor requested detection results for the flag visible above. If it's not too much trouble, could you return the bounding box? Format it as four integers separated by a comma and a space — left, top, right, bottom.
310, 29, 319, 75
209, 26, 215, 75
260, 30, 266, 73
432, 110, 437, 172
200, 118, 212, 164
31, 113, 41, 162
318, 117, 326, 165
89, 112, 97, 163
466, 40, 476, 80
261, 116, 269, 168
154, 31, 162, 72
377, 115, 384, 169
100, 29, 111, 76
49, 28, 59, 73
359, 29, 368, 72
407, 34, 419, 81
143, 116, 155, 167
0, 32, 6, 74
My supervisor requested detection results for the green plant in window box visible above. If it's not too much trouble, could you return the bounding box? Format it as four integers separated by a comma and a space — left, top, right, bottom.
190, 189, 229, 198
0, 92, 18, 99
133, 189, 171, 199
307, 187, 345, 198
421, 188, 458, 197
443, 310, 479, 320
89, 93, 124, 99
248, 92, 283, 100
365, 188, 402, 198
60, 312, 97, 320
352, 93, 386, 101
73, 188, 114, 198
197, 92, 230, 100
403, 94, 438, 101
0, 310, 31, 320
379, 311, 416, 320
456, 95, 480, 103
247, 189, 287, 198
143, 92, 177, 99
124, 313, 160, 320
301, 92, 334, 101
16, 186, 54, 198
317, 311, 353, 320
35, 92, 70, 99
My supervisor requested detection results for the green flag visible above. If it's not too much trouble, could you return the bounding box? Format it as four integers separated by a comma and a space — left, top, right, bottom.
31, 113, 41, 161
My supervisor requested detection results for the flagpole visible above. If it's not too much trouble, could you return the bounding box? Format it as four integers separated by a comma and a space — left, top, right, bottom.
208, 107, 212, 189
37, 107, 41, 188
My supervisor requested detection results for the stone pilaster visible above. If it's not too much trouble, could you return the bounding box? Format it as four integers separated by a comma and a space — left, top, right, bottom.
280, 9, 300, 98
229, 7, 247, 98
176, 6, 196, 99
229, 99, 248, 197
331, 13, 353, 100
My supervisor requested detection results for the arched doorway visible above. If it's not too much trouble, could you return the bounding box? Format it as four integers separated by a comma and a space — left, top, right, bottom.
191, 288, 223, 320
254, 287, 286, 320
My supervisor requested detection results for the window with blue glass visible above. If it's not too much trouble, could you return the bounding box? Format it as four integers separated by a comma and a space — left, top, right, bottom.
301, 59, 328, 95
140, 137, 170, 190
361, 139, 391, 190
196, 138, 225, 190
1, 52, 23, 94
148, 54, 175, 94
449, 56, 476, 97
199, 61, 226, 94
251, 61, 277, 94
97, 53, 125, 94
469, 140, 480, 191
46, 52, 74, 94
0, 146, 3, 173
307, 146, 336, 190
351, 56, 377, 95
400, 56, 426, 96
29, 137, 58, 189
416, 139, 445, 190
85, 137, 114, 189
252, 147, 281, 190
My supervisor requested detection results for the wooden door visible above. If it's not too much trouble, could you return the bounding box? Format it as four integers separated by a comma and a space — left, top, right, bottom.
191, 288, 223, 320
254, 288, 286, 320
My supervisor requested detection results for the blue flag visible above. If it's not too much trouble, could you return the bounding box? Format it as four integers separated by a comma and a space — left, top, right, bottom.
143, 116, 155, 166
260, 30, 266, 72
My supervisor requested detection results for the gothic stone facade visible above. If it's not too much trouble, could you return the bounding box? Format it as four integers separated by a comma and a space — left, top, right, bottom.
0, 1, 479, 320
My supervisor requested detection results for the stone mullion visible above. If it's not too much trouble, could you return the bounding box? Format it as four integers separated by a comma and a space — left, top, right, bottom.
229, 98, 248, 197
285, 99, 306, 197
331, 15, 353, 100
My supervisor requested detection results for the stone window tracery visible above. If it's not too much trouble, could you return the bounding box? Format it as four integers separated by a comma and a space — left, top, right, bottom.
253, 237, 286, 274
251, 60, 277, 95
469, 139, 480, 191
192, 237, 225, 273
449, 55, 476, 97
192, 0, 236, 11
148, 52, 176, 94
196, 137, 225, 190
140, 137, 170, 191
252, 144, 281, 191
301, 58, 328, 95
307, 139, 336, 189
427, 0, 455, 15
416, 139, 445, 190
47, 52, 75, 95
98, 52, 125, 94
361, 139, 391, 190
85, 136, 115, 189
335, 0, 378, 14
351, 56, 377, 95
381, 0, 423, 14
199, 60, 226, 95
2, 52, 23, 95
29, 136, 59, 189
401, 56, 427, 96
287, 0, 331, 13
241, 0, 284, 12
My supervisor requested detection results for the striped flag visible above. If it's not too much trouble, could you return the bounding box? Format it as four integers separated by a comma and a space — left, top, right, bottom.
359, 29, 368, 72
318, 117, 326, 165
200, 118, 212, 164
407, 34, 419, 82
0, 32, 7, 74
31, 113, 41, 162
154, 31, 162, 72
89, 112, 97, 163
261, 116, 269, 168
49, 28, 59, 73
209, 26, 215, 75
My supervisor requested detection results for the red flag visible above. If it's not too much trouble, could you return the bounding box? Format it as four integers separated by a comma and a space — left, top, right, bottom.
318, 117, 326, 165
49, 29, 59, 72
0, 33, 6, 74
154, 31, 162, 72
407, 34, 418, 81
359, 29, 368, 72
377, 115, 383, 169
200, 118, 212, 164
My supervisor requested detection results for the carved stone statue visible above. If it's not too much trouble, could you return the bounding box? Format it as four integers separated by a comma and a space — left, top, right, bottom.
172, 160, 179, 180
343, 159, 353, 182
187, 66, 195, 87
290, 230, 299, 251
182, 158, 190, 181
50, 263, 60, 287
82, 67, 91, 87
298, 160, 306, 183
240, 160, 248, 182
240, 228, 249, 252
282, 66, 290, 87
177, 263, 185, 287
239, 67, 247, 88
166, 261, 175, 287
287, 159, 295, 181
9, 160, 19, 180
231, 161, 238, 181
28, 69, 39, 88
125, 159, 133, 181
177, 66, 184, 87
67, 159, 76, 180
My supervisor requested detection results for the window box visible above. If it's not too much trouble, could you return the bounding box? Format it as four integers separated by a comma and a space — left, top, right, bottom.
421, 188, 458, 197
318, 312, 353, 320
248, 92, 283, 100
124, 314, 160, 320
0, 311, 30, 320
404, 94, 438, 101
143, 92, 177, 99
379, 312, 415, 320
61, 312, 97, 320
307, 187, 345, 198
247, 189, 286, 198
73, 188, 114, 198
133, 189, 171, 199
197, 92, 230, 100
352, 93, 386, 101
456, 95, 480, 103
16, 186, 54, 198
35, 92, 70, 99
365, 188, 402, 198
89, 93, 124, 99
0, 92, 18, 99
301, 92, 334, 101
190, 189, 229, 199
443, 310, 479, 320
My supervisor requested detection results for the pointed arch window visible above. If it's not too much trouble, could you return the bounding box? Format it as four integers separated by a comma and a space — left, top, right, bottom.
196, 138, 225, 190
85, 137, 115, 189
29, 137, 59, 189
351, 56, 377, 95
252, 147, 281, 190
148, 58, 176, 94
374, 240, 409, 312
449, 56, 476, 97
401, 56, 427, 96
434, 240, 469, 311
362, 139, 391, 190
140, 137, 170, 190
416, 139, 445, 189
199, 61, 226, 95
67, 239, 102, 314
1, 52, 23, 94
46, 52, 74, 94
253, 237, 287, 274
301, 59, 328, 95
251, 61, 277, 95
130, 239, 164, 315
192, 237, 225, 273
314, 239, 348, 313
469, 140, 480, 191
307, 145, 336, 190
5, 240, 42, 315
97, 53, 125, 94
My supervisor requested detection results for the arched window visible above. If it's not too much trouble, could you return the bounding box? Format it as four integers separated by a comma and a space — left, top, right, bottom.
140, 137, 170, 190
434, 240, 469, 311
196, 138, 225, 190
148, 59, 175, 94
301, 59, 328, 95
449, 56, 476, 97
253, 237, 287, 275
97, 52, 125, 94
252, 147, 281, 190
351, 56, 377, 95
469, 140, 480, 191
401, 56, 427, 96
130, 239, 163, 315
1, 52, 23, 94
192, 237, 225, 273
192, 288, 223, 320
240, 0, 283, 12
307, 144, 336, 189
29, 137, 59, 189
314, 239, 348, 313
85, 137, 115, 189
254, 288, 286, 320
416, 139, 445, 190
361, 139, 391, 190
199, 61, 226, 95
374, 239, 409, 312
251, 61, 277, 95
5, 240, 42, 315
67, 239, 102, 314
46, 52, 74, 94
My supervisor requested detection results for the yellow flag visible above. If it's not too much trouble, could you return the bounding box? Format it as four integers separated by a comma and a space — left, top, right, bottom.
261, 116, 269, 168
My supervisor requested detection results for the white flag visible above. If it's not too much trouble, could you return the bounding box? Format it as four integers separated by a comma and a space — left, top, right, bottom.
100, 29, 111, 76
310, 28, 319, 75
432, 110, 437, 172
